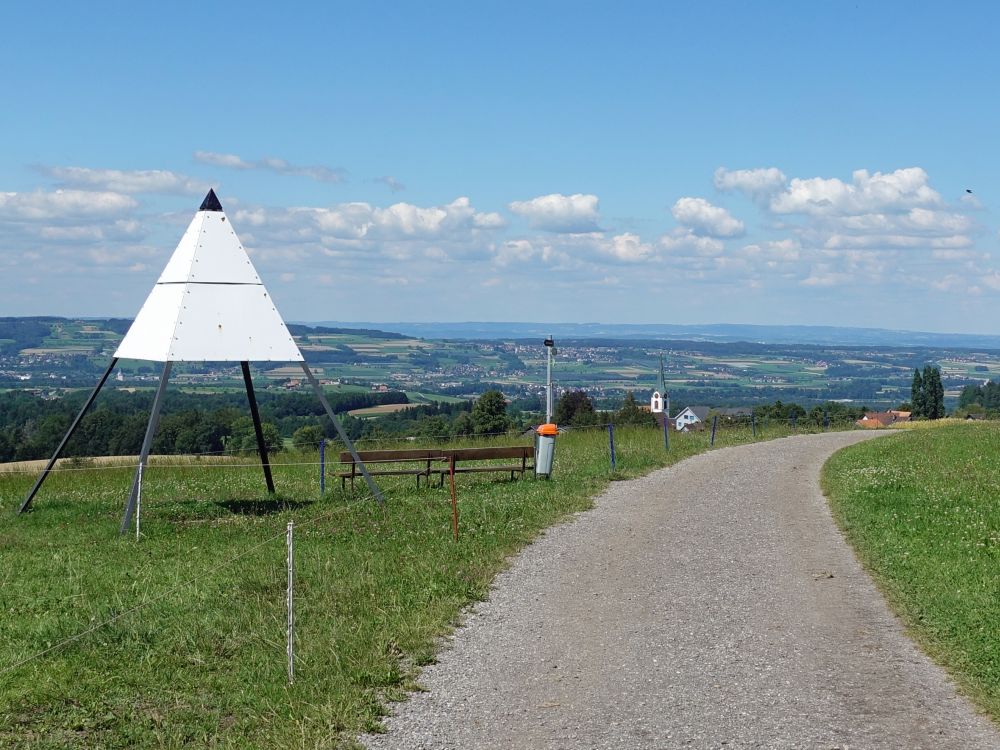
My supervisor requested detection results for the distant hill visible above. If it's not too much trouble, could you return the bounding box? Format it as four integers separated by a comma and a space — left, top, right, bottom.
310, 321, 1000, 349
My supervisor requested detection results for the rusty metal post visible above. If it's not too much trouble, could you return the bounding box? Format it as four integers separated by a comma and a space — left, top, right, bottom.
448, 455, 459, 541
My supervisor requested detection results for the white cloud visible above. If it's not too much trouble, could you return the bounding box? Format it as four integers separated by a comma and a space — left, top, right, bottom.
739, 239, 801, 263
508, 193, 600, 233
602, 233, 655, 263
770, 167, 940, 216
714, 167, 786, 198
494, 239, 537, 266
193, 151, 347, 183
800, 269, 854, 287
193, 151, 252, 169
671, 197, 744, 237
42, 166, 208, 195
0, 189, 137, 220
232, 196, 505, 264
659, 230, 725, 257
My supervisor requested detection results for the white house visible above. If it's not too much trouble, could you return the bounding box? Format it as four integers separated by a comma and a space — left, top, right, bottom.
673, 406, 710, 431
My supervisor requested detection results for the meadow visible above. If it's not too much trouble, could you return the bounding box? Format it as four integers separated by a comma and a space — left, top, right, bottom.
823, 422, 1000, 719
0, 419, 828, 749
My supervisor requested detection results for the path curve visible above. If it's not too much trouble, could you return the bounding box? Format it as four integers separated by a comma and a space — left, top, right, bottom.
362, 432, 1000, 749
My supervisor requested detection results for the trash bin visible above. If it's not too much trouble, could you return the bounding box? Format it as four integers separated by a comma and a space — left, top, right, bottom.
535, 423, 558, 478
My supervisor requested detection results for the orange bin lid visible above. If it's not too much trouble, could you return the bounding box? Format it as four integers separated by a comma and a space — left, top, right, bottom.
536, 423, 559, 436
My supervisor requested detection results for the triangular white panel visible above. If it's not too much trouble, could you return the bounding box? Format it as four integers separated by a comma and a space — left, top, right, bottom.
115, 199, 303, 362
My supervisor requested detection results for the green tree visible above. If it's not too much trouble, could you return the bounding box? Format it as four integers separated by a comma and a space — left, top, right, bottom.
414, 415, 450, 438
471, 390, 510, 435
226, 417, 283, 455
615, 391, 654, 425
911, 369, 926, 418
292, 424, 324, 450
910, 366, 945, 419
452, 412, 475, 437
555, 390, 595, 425
924, 365, 945, 419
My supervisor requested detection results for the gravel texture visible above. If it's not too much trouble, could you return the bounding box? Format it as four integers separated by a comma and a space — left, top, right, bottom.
361, 432, 1000, 749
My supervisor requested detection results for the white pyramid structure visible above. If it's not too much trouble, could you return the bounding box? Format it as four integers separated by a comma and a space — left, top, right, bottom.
20, 190, 386, 524
115, 190, 302, 362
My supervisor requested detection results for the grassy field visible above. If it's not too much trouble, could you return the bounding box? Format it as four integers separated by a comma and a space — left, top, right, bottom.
1, 420, 841, 748
823, 422, 1000, 720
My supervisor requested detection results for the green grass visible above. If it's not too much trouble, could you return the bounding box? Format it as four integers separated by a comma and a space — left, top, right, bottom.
1, 421, 838, 748
823, 423, 1000, 719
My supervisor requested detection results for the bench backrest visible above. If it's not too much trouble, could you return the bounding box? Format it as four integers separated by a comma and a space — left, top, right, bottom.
443, 446, 534, 461
338, 449, 446, 463
338, 446, 534, 463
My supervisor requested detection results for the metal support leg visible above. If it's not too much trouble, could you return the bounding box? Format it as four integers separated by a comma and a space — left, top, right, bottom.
299, 362, 384, 505
18, 357, 119, 514
120, 362, 172, 535
241, 361, 275, 494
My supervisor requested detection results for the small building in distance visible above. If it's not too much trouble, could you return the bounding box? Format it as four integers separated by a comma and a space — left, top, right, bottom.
855, 410, 912, 429
673, 405, 710, 431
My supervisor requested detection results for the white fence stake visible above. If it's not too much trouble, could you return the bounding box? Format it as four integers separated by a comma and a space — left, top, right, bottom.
286, 520, 295, 684
135, 463, 143, 541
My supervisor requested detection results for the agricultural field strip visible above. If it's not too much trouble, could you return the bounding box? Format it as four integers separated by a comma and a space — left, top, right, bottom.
5, 317, 1000, 407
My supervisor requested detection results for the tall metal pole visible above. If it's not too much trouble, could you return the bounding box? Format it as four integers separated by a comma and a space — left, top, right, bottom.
241, 361, 275, 494
659, 354, 669, 450
120, 361, 172, 535
545, 339, 553, 423
18, 357, 119, 514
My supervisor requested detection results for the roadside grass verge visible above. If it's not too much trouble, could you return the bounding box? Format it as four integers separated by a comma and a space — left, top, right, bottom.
822, 423, 1000, 720
2, 420, 840, 748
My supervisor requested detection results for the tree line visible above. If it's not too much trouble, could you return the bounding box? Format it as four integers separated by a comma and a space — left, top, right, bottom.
0, 389, 408, 462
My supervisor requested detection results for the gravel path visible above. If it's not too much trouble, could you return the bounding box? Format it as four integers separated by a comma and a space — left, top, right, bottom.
361, 432, 1000, 749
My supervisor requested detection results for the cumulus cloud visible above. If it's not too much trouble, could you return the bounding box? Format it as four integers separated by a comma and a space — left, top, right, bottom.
193, 151, 251, 169
671, 197, 744, 238
508, 193, 600, 233
193, 151, 347, 183
714, 167, 787, 199
0, 189, 137, 220
738, 239, 801, 263
602, 233, 656, 263
233, 196, 505, 262
41, 166, 208, 195
770, 167, 940, 216
659, 230, 725, 257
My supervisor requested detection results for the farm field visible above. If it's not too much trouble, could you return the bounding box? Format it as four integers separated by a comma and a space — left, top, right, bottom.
5, 317, 1000, 409
1, 421, 833, 748
823, 423, 1000, 719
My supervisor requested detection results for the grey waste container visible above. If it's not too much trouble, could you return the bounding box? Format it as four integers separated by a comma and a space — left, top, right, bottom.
535, 423, 558, 478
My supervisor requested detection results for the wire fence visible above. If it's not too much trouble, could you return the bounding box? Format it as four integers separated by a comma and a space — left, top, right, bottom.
0, 415, 863, 686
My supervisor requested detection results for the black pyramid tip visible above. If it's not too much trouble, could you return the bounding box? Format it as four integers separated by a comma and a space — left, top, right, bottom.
199, 188, 223, 212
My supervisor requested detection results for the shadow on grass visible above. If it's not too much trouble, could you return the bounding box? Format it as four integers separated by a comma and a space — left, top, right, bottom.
216, 498, 315, 516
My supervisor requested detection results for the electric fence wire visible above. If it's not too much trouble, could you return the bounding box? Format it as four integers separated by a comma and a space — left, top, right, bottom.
0, 417, 857, 675
0, 492, 375, 679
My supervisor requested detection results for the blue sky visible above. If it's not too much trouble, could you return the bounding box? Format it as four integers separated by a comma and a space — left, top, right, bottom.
2, 1, 998, 333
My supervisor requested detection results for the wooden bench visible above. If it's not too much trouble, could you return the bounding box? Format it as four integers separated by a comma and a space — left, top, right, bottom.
438, 446, 534, 482
336, 449, 448, 490
335, 445, 535, 490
